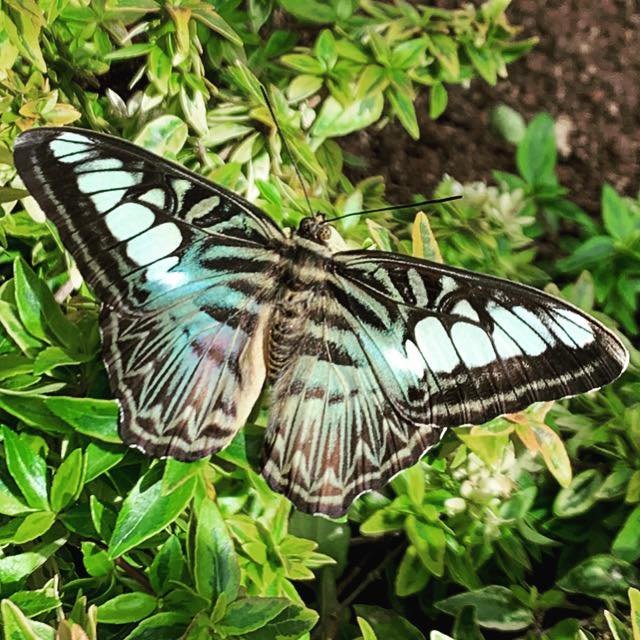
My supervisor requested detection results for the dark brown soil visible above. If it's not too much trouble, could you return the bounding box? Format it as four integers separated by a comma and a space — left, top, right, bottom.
346, 0, 640, 215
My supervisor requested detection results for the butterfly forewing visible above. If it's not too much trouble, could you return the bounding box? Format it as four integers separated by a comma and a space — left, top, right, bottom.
14, 128, 283, 459
336, 251, 628, 426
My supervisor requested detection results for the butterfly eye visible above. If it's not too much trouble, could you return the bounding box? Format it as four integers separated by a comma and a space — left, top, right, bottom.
318, 225, 332, 242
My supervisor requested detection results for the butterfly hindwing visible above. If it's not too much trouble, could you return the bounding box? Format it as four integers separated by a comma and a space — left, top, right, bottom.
14, 128, 283, 458
262, 291, 445, 516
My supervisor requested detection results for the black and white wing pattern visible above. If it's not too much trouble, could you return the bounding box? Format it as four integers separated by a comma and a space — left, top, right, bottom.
262, 250, 628, 516
14, 128, 284, 459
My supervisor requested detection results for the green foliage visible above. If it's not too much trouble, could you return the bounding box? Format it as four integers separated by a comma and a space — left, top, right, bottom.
0, 1, 638, 639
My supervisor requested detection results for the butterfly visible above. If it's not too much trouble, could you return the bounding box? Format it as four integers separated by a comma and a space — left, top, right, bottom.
14, 127, 629, 517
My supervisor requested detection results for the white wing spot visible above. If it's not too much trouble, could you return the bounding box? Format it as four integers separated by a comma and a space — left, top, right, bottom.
185, 196, 221, 223
78, 170, 138, 194
78, 158, 123, 172
172, 179, 192, 209
50, 133, 91, 161
146, 256, 187, 288
139, 188, 166, 208
551, 308, 594, 347
452, 300, 480, 322
92, 189, 128, 214
105, 203, 155, 241
492, 325, 522, 359
488, 303, 546, 356
451, 322, 496, 368
408, 268, 428, 306
383, 341, 426, 378
415, 317, 460, 373
513, 306, 556, 346
435, 275, 458, 306
126, 222, 182, 266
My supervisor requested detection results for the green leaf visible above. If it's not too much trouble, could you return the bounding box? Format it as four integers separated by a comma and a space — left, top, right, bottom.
8, 578, 60, 617
516, 113, 557, 186
13, 258, 78, 350
11, 6, 46, 72
0, 187, 29, 203
464, 44, 497, 85
45, 397, 120, 443
312, 94, 384, 139
453, 606, 486, 640
238, 603, 319, 640
50, 448, 86, 512
0, 300, 44, 355
287, 75, 324, 102
147, 46, 172, 94
122, 612, 189, 640
604, 610, 632, 640
97, 593, 157, 624
613, 506, 640, 563
85, 442, 125, 482
405, 516, 445, 577
354, 606, 425, 640
0, 511, 55, 544
358, 617, 378, 640
553, 469, 602, 518
81, 541, 113, 577
0, 536, 66, 586
558, 555, 640, 603
148, 535, 184, 595
388, 84, 419, 140
602, 184, 635, 241
0, 476, 32, 516
412, 211, 442, 262
191, 4, 242, 46
1, 599, 53, 640
33, 346, 86, 375
194, 498, 240, 602
105, 42, 155, 60
435, 585, 533, 631
429, 82, 448, 119
277, 0, 336, 23
108, 467, 196, 558
280, 53, 325, 75
217, 597, 290, 635
557, 236, 616, 272
629, 587, 640, 640
395, 546, 430, 596
0, 394, 68, 435
2, 426, 48, 510
134, 116, 188, 157
391, 38, 427, 69
314, 29, 338, 69
425, 33, 459, 77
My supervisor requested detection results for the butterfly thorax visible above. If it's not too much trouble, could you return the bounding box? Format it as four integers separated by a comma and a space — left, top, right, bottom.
267, 233, 333, 381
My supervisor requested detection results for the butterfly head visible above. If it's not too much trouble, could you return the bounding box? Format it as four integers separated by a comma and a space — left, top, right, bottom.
297, 214, 332, 244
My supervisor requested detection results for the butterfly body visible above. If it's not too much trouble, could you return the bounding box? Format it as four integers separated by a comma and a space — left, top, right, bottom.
14, 127, 629, 517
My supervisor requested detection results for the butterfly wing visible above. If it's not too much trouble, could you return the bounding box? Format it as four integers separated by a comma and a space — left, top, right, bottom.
14, 127, 284, 459
262, 289, 444, 516
263, 250, 628, 516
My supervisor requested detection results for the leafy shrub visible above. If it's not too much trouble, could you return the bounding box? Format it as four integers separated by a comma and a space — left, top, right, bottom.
0, 2, 638, 640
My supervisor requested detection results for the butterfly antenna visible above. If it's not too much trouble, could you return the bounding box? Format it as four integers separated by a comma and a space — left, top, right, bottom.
323, 195, 462, 223
260, 85, 314, 217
